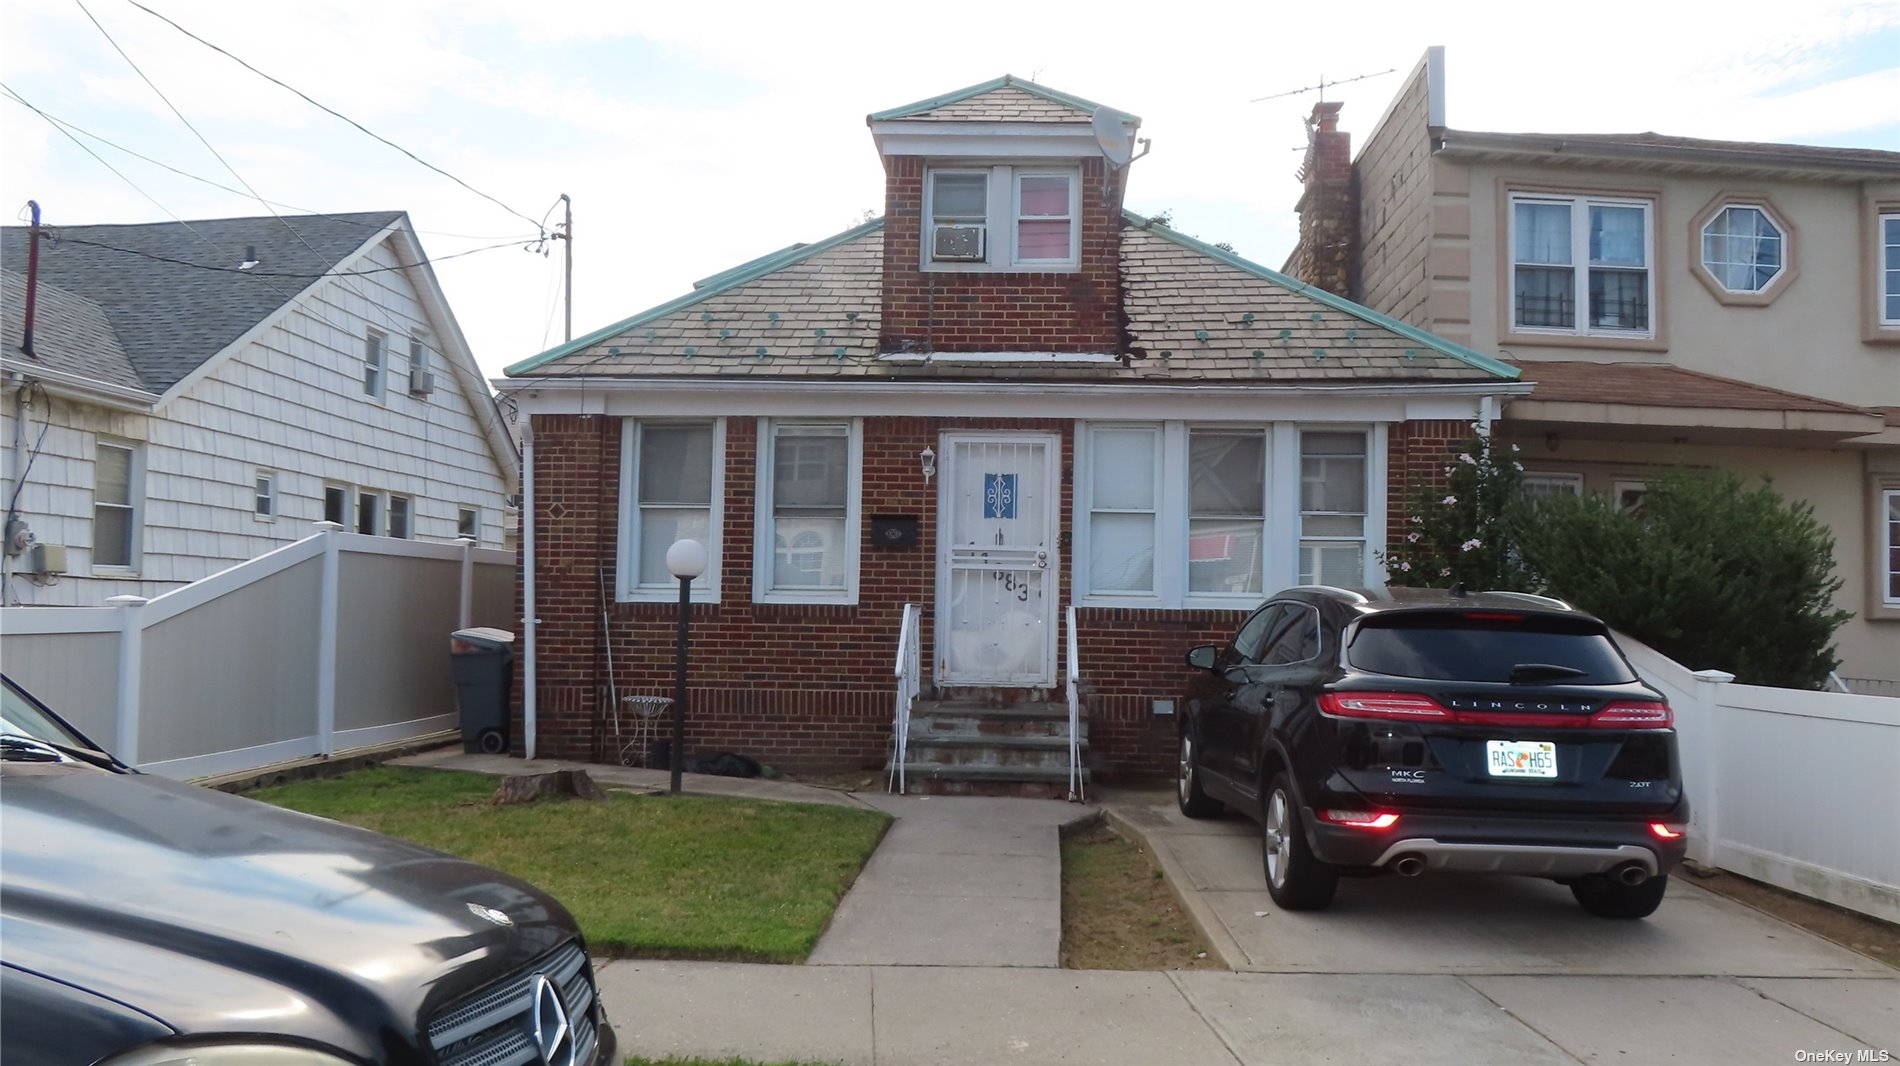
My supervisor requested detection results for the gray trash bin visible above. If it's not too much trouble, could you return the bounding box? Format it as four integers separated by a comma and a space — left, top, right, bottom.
451, 627, 516, 755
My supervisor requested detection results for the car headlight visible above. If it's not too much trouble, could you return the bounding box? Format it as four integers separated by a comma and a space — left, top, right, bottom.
99, 1042, 356, 1065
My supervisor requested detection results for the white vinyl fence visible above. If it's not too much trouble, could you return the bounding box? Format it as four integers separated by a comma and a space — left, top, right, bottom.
1, 524, 515, 780
1620, 633, 1900, 923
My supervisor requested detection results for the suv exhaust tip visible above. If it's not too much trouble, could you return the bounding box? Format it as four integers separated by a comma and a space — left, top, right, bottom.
1612, 861, 1650, 886
1390, 854, 1427, 878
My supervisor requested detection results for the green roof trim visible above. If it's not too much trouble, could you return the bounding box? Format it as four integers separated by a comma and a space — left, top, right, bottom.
867, 74, 1137, 124
505, 218, 885, 377
1122, 211, 1520, 380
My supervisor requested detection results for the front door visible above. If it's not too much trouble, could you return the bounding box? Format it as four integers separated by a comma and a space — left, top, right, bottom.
936, 433, 1059, 687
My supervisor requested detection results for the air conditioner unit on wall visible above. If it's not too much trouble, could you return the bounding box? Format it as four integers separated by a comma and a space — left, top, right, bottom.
409, 370, 436, 396
931, 223, 986, 262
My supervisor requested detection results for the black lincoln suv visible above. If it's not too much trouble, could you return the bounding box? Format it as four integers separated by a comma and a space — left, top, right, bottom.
1177, 585, 1688, 919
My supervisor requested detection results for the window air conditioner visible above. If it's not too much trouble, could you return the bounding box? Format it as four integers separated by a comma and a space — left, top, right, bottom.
409, 370, 436, 396
931, 223, 986, 262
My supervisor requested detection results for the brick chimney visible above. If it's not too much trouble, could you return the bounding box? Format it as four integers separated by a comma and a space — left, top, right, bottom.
1290, 101, 1355, 298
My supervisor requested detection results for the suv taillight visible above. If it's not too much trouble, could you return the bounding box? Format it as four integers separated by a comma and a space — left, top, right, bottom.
1589, 701, 1674, 729
1318, 692, 1452, 722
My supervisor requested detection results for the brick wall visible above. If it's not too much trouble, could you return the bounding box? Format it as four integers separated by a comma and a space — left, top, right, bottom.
1384, 418, 1472, 546
879, 155, 1124, 353
516, 414, 1466, 780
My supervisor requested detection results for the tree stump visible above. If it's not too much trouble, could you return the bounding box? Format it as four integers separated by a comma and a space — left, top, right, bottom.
491, 769, 605, 805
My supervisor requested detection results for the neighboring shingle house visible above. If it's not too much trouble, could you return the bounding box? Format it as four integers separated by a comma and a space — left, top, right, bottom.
499, 76, 1530, 785
1283, 48, 1900, 689
2, 211, 519, 605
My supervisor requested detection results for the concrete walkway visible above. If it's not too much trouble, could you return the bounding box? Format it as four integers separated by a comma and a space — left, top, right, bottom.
810, 793, 1096, 967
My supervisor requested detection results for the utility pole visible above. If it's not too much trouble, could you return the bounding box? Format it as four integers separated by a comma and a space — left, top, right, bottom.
557, 194, 573, 343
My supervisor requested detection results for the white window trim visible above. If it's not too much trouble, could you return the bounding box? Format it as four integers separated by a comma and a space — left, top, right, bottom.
408, 335, 431, 400
1297, 428, 1376, 589
922, 163, 1081, 272
364, 330, 387, 400
322, 482, 353, 529
91, 439, 143, 573
1072, 421, 1384, 609
254, 470, 276, 522
618, 418, 725, 604
1508, 192, 1656, 339
1080, 423, 1163, 601
355, 489, 384, 536
1522, 471, 1586, 497
1614, 480, 1649, 512
387, 493, 413, 539
1700, 203, 1786, 295
1881, 487, 1899, 608
457, 506, 481, 542
1881, 212, 1900, 327
752, 417, 861, 605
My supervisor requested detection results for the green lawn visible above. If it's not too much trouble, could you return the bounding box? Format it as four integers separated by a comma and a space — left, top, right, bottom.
254, 767, 889, 962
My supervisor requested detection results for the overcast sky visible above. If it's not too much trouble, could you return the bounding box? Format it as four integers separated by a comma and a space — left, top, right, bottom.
3, 0, 1896, 383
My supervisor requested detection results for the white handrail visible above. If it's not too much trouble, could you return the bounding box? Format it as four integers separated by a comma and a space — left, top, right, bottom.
889, 602, 921, 794
1065, 604, 1084, 803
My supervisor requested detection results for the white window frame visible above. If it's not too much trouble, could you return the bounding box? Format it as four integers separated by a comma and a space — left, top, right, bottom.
752, 418, 861, 604
91, 439, 142, 572
1522, 471, 1585, 499
1081, 424, 1162, 600
322, 482, 352, 528
355, 489, 384, 536
1881, 487, 1899, 608
1614, 480, 1649, 513
457, 506, 481, 541
1700, 203, 1786, 295
364, 330, 386, 399
618, 418, 725, 603
408, 334, 431, 400
1072, 421, 1385, 609
1187, 426, 1273, 604
923, 164, 1081, 272
1508, 192, 1656, 339
254, 470, 276, 521
387, 494, 413, 539
1881, 212, 1900, 327
1297, 429, 1373, 588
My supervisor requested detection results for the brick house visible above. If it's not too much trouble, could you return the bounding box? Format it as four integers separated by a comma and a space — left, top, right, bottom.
1284, 49, 1900, 689
499, 76, 1528, 788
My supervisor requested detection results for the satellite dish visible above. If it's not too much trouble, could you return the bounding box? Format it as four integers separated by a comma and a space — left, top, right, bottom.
1091, 107, 1137, 166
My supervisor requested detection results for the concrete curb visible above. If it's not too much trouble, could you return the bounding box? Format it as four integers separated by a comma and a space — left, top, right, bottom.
197, 733, 461, 794
1104, 805, 1251, 972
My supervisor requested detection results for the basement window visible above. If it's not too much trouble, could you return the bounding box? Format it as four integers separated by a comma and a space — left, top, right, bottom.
924, 165, 1079, 271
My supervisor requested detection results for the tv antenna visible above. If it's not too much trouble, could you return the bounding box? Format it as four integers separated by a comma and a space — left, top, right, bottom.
1250, 68, 1396, 104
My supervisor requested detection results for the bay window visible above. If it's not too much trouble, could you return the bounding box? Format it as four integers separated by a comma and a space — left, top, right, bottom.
619, 419, 723, 601
1076, 422, 1380, 606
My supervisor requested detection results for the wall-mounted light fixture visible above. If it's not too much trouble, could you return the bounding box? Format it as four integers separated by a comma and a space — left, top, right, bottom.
920, 446, 936, 483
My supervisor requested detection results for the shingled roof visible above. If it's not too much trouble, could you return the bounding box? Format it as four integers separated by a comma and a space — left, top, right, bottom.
1, 211, 402, 392
507, 215, 1515, 384
2, 270, 144, 392
867, 75, 1127, 125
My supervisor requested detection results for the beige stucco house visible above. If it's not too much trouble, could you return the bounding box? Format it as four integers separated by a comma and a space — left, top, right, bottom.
1287, 47, 1900, 688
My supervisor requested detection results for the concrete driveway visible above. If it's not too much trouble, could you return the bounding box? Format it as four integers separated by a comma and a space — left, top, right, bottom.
1109, 798, 1897, 1062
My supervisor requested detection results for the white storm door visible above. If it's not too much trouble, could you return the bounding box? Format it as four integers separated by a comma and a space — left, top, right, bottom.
937, 433, 1059, 686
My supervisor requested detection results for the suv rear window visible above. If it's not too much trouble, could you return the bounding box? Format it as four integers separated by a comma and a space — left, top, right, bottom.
1346, 612, 1637, 684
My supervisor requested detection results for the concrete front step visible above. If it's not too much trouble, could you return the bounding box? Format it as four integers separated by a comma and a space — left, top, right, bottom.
905, 734, 1086, 770
910, 702, 1087, 741
893, 762, 1090, 799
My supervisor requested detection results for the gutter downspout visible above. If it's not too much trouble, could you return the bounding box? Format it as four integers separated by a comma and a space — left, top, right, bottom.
1477, 394, 1501, 434
520, 417, 538, 761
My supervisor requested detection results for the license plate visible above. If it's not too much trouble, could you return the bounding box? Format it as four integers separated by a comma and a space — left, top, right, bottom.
1486, 740, 1557, 779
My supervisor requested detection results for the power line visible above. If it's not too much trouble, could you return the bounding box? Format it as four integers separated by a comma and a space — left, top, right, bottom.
52, 234, 539, 277
0, 86, 535, 243
121, 0, 546, 234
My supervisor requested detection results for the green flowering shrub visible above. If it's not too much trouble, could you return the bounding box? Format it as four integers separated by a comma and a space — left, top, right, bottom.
1379, 428, 1536, 591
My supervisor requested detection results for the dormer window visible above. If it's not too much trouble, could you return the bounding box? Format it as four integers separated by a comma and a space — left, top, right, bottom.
925, 165, 1079, 271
